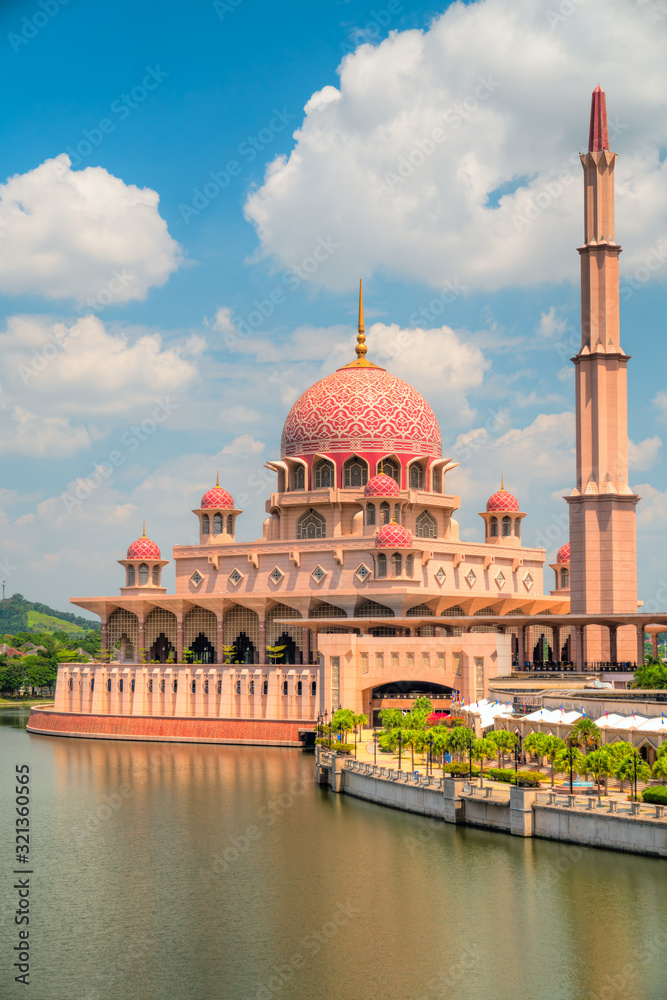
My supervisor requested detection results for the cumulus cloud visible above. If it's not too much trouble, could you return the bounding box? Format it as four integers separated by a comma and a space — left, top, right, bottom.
0, 314, 198, 456
0, 155, 182, 302
244, 0, 667, 292
629, 435, 662, 471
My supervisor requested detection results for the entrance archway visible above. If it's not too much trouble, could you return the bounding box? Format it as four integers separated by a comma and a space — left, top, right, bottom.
368, 679, 454, 726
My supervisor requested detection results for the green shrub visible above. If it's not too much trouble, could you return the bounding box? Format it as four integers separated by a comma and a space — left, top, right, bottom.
486, 768, 546, 786
334, 743, 355, 755
642, 786, 667, 805
443, 762, 480, 777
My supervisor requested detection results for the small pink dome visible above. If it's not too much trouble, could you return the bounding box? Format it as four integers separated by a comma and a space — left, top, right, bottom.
127, 536, 161, 560
201, 486, 234, 509
557, 542, 570, 563
365, 473, 400, 498
486, 488, 520, 512
375, 523, 413, 548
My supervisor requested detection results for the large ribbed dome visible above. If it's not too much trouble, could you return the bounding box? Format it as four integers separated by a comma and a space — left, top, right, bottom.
281, 365, 442, 460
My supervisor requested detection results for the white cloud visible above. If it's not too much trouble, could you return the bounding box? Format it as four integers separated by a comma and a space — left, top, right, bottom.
244, 0, 667, 292
636, 482, 667, 527
629, 435, 662, 471
221, 435, 265, 458
537, 306, 568, 338
210, 307, 237, 335
0, 155, 182, 302
0, 314, 198, 456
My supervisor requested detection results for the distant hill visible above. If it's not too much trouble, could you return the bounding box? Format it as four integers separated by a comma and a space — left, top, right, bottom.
0, 594, 99, 635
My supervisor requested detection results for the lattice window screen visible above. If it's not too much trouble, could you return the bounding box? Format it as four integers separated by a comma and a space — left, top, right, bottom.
474, 656, 484, 699
145, 608, 177, 648
330, 655, 340, 708
356, 600, 394, 618
108, 609, 138, 659
311, 602, 347, 618
185, 607, 217, 647
267, 604, 302, 649
224, 606, 259, 646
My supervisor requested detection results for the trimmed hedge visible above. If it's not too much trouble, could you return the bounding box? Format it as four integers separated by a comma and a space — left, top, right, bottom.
486, 768, 546, 787
443, 762, 480, 777
642, 786, 667, 805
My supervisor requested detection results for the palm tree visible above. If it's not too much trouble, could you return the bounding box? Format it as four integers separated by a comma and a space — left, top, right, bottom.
447, 725, 473, 763
568, 717, 602, 752
485, 729, 517, 769
473, 736, 494, 786
652, 756, 667, 784
613, 752, 651, 796
524, 732, 550, 768
431, 730, 451, 773
554, 746, 585, 787
578, 747, 613, 804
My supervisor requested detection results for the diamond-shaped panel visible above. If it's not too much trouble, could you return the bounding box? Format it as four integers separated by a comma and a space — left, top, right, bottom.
269, 566, 284, 584
355, 563, 371, 581
229, 569, 243, 586
435, 566, 446, 585
466, 569, 476, 587
496, 571, 506, 588
524, 573, 534, 591
311, 565, 326, 583
190, 570, 203, 587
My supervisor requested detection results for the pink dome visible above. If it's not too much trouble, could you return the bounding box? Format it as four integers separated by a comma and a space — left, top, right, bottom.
281, 365, 442, 460
375, 523, 413, 548
200, 486, 234, 509
557, 542, 570, 563
365, 473, 401, 498
127, 536, 161, 560
486, 488, 520, 512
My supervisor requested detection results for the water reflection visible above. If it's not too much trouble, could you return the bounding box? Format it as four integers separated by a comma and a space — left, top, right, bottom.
0, 710, 665, 1000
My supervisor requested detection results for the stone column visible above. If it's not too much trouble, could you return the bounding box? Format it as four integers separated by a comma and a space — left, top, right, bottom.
176, 616, 184, 664
524, 625, 533, 667
216, 616, 224, 664
137, 613, 146, 665
609, 625, 618, 664
636, 625, 645, 666
258, 616, 267, 665
652, 633, 658, 658
553, 626, 562, 665
302, 627, 311, 665
174, 667, 189, 716
90, 666, 105, 714
517, 626, 525, 671
101, 620, 109, 660
573, 625, 584, 671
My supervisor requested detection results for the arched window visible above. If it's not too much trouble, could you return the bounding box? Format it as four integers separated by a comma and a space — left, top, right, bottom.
377, 553, 387, 577
406, 554, 414, 577
502, 515, 512, 537
432, 467, 441, 492
294, 466, 305, 490
226, 514, 233, 534
380, 501, 391, 524
561, 567, 569, 588
416, 510, 437, 539
367, 503, 376, 525
297, 508, 326, 539
409, 464, 423, 489
489, 516, 498, 537
391, 552, 402, 576
344, 457, 368, 488
138, 563, 149, 585
297, 680, 302, 696
283, 680, 288, 696
315, 460, 334, 488
213, 513, 223, 534
394, 504, 401, 523
127, 565, 135, 586
152, 566, 160, 586
202, 513, 210, 534
379, 458, 399, 483
514, 517, 521, 537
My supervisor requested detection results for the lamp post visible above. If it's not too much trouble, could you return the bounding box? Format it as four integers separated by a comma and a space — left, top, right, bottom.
428, 732, 434, 777
633, 750, 638, 803
373, 731, 378, 766
324, 709, 331, 749
569, 742, 574, 795
468, 730, 474, 781
353, 726, 358, 759
398, 731, 403, 770
514, 731, 523, 782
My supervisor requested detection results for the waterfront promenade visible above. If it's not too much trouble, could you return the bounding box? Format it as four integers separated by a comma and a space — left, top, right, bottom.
316, 744, 667, 857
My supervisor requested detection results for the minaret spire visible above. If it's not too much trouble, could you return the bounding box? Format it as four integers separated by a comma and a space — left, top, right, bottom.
340, 279, 382, 370
588, 85, 609, 152
142, 520, 146, 538
216, 469, 219, 487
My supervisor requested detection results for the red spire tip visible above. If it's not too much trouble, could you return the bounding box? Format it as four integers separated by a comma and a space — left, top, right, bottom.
588, 85, 609, 152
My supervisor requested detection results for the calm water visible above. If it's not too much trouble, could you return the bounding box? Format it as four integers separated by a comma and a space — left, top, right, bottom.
1, 708, 665, 1000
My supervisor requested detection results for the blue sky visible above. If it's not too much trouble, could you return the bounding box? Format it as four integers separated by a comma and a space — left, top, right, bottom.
1, 0, 666, 616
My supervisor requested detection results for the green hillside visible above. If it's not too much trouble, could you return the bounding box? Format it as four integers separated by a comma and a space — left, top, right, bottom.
0, 594, 99, 635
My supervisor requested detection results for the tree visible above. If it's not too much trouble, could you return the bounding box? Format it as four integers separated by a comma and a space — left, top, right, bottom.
543, 736, 567, 787
524, 732, 550, 767
447, 725, 474, 763
632, 659, 667, 689
0, 659, 28, 695
568, 718, 602, 752
485, 729, 517, 769
651, 756, 667, 784
266, 643, 286, 665
613, 752, 651, 796
331, 708, 356, 742
473, 736, 494, 785
578, 747, 614, 803
402, 728, 420, 769
554, 746, 585, 786
379, 708, 404, 732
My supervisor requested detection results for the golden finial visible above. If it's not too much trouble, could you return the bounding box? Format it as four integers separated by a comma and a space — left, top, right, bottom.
380, 458, 384, 475
142, 520, 146, 538
356, 278, 367, 360
501, 475, 505, 491
216, 470, 219, 488
340, 279, 382, 370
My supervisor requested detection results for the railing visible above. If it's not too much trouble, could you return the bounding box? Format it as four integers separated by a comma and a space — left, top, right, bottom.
517, 662, 637, 674
535, 790, 665, 819
371, 692, 450, 700
341, 759, 445, 789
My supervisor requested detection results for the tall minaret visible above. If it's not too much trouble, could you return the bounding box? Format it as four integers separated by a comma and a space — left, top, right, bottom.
566, 87, 640, 660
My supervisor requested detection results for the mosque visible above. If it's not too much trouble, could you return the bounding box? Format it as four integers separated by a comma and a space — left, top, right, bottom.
27, 87, 664, 746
